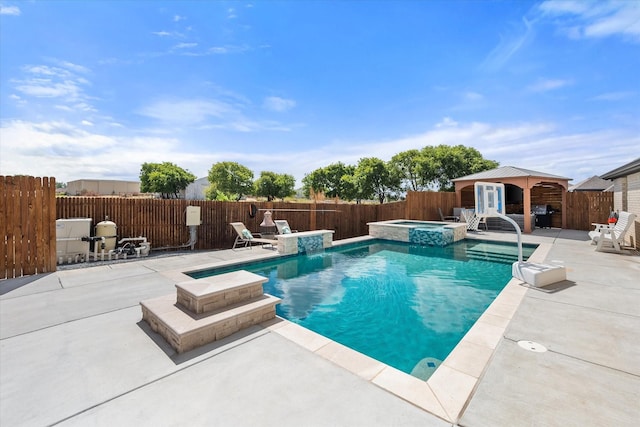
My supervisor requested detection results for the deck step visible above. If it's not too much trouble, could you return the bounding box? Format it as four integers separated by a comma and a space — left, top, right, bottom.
141, 293, 281, 354
176, 270, 268, 314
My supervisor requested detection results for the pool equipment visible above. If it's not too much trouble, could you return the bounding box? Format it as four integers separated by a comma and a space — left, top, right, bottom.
55, 218, 92, 264
95, 218, 117, 252
474, 182, 566, 287
55, 216, 152, 263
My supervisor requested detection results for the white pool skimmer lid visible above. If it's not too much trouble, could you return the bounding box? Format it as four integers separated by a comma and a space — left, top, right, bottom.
518, 340, 548, 353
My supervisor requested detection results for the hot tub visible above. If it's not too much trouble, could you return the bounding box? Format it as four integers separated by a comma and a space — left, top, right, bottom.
367, 219, 467, 246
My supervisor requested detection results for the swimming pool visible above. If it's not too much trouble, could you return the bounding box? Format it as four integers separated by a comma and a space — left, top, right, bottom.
189, 239, 536, 379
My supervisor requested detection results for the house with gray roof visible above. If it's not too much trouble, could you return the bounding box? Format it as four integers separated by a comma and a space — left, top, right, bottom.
568, 176, 613, 192
600, 157, 640, 249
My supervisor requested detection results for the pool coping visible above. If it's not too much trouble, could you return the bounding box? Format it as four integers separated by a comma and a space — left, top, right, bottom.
169, 235, 551, 424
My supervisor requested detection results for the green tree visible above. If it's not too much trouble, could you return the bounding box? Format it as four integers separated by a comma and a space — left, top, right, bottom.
255, 171, 296, 201
302, 168, 328, 199
323, 162, 357, 200
354, 157, 401, 204
204, 184, 231, 201
390, 149, 426, 192
302, 162, 357, 201
208, 161, 254, 200
139, 162, 196, 199
428, 145, 499, 191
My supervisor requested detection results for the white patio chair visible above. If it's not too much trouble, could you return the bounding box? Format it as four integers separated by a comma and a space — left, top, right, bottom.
588, 212, 636, 252
438, 208, 458, 222
274, 219, 298, 234
230, 222, 276, 250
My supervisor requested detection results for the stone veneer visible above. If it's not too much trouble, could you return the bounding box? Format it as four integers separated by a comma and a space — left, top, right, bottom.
368, 220, 467, 246
276, 230, 334, 255
140, 270, 280, 353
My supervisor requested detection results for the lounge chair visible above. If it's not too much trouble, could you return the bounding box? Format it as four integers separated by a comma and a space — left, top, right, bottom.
438, 208, 458, 222
230, 222, 276, 250
588, 211, 636, 252
274, 219, 298, 234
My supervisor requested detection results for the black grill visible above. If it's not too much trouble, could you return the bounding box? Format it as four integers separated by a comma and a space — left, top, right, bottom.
533, 204, 554, 228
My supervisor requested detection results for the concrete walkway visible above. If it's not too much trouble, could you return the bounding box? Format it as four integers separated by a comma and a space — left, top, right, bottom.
1, 230, 638, 426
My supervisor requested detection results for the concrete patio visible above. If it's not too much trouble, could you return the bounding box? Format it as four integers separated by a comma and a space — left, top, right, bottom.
1, 229, 638, 426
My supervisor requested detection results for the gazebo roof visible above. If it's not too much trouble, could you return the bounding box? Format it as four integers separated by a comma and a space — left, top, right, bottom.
452, 166, 571, 182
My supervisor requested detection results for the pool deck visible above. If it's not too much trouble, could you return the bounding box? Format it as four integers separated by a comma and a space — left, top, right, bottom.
1, 228, 638, 426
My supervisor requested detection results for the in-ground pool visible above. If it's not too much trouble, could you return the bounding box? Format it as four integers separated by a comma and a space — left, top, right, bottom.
189, 239, 536, 379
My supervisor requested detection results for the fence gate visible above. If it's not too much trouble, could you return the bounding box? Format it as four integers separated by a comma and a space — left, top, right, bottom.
1, 176, 57, 279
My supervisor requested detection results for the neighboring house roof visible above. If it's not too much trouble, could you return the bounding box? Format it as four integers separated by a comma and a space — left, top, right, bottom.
67, 179, 140, 184
568, 175, 613, 192
600, 157, 640, 180
452, 165, 571, 182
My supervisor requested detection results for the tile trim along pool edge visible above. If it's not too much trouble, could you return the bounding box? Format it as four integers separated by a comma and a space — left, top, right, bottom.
159, 236, 553, 424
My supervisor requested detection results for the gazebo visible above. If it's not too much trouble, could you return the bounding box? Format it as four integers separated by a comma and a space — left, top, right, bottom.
452, 166, 571, 233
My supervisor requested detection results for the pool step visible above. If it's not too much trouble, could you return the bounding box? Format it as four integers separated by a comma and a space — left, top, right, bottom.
140, 270, 280, 354
465, 247, 520, 264
176, 270, 268, 314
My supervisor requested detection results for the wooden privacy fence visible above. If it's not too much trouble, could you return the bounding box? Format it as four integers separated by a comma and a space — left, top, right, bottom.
55, 198, 392, 251
405, 191, 457, 221
565, 191, 614, 231
1, 176, 57, 279
54, 192, 459, 252
2, 181, 615, 279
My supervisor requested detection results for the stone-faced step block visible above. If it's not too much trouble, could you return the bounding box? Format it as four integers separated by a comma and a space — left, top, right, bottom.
176, 270, 268, 314
140, 293, 281, 354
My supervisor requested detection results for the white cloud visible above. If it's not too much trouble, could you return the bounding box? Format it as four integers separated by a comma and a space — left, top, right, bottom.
283, 119, 639, 185
464, 92, 484, 101
539, 0, 640, 43
173, 15, 185, 22
436, 117, 458, 128
81, 120, 93, 126
10, 62, 93, 109
2, 117, 637, 187
173, 42, 198, 49
207, 45, 250, 55
0, 4, 20, 15
591, 91, 635, 101
263, 96, 296, 112
137, 96, 295, 133
527, 78, 572, 92
480, 17, 534, 71
0, 119, 194, 181
138, 99, 236, 124
152, 30, 183, 38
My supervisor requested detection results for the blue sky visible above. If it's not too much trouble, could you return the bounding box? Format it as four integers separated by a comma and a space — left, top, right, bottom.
1, 1, 639, 187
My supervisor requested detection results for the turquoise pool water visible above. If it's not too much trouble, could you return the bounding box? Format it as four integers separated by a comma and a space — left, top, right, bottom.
190, 239, 536, 378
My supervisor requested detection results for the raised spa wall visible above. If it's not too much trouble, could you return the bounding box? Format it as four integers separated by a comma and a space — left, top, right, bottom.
367, 220, 467, 247
276, 230, 334, 255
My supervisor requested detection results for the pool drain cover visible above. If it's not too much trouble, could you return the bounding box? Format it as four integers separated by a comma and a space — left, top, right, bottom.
517, 340, 547, 353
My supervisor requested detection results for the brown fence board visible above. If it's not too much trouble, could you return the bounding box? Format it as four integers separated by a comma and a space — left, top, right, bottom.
1, 176, 57, 279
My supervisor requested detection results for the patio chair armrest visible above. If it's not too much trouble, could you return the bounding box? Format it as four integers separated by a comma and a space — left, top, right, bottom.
591, 223, 611, 232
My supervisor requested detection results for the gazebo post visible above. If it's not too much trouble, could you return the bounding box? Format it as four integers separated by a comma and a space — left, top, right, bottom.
523, 185, 532, 233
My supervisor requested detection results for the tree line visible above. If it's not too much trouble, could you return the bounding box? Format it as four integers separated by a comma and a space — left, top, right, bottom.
139, 144, 498, 203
